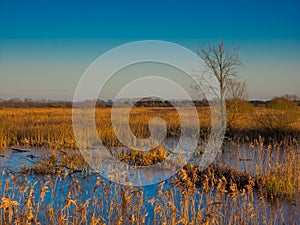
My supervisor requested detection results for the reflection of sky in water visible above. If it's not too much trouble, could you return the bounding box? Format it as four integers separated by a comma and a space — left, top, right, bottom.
0, 148, 52, 171
0, 144, 299, 223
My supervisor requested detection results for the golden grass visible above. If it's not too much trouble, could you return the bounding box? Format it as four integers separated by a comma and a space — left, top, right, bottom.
0, 107, 299, 224
118, 145, 167, 166
0, 104, 299, 224
1, 159, 298, 224
256, 149, 300, 200
22, 151, 89, 175
0, 107, 212, 150
0, 106, 299, 150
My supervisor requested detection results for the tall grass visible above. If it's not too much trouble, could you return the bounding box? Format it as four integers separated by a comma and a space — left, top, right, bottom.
0, 107, 212, 150
0, 107, 299, 224
0, 106, 299, 150
1, 164, 298, 225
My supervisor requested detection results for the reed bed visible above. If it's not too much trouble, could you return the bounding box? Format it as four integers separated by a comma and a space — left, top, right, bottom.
0, 107, 299, 224
0, 107, 299, 150
0, 107, 211, 150
0, 163, 298, 225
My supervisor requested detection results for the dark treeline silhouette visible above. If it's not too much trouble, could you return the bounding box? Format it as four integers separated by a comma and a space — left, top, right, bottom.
0, 98, 299, 108
0, 98, 211, 108
0, 98, 73, 108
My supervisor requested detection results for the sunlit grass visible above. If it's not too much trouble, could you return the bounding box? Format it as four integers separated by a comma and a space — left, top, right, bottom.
0, 107, 212, 150
1, 151, 298, 224
0, 106, 299, 150
0, 107, 299, 224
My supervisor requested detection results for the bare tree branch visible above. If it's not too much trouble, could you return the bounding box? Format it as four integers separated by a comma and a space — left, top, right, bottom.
198, 40, 243, 129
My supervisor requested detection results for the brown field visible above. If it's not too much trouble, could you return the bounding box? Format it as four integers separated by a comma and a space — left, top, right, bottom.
0, 107, 211, 150
0, 106, 299, 150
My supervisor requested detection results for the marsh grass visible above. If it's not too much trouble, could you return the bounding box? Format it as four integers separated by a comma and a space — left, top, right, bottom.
176, 164, 255, 191
22, 151, 89, 175
1, 163, 297, 225
0, 106, 299, 150
0, 119, 7, 150
256, 150, 300, 200
0, 107, 299, 224
0, 143, 299, 224
0, 107, 210, 150
28, 153, 58, 175
117, 145, 167, 166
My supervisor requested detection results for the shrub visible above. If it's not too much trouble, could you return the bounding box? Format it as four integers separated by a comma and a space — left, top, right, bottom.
256, 97, 299, 133
226, 98, 254, 129
267, 97, 297, 110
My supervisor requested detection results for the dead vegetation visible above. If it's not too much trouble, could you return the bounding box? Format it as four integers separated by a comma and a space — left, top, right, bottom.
0, 106, 299, 224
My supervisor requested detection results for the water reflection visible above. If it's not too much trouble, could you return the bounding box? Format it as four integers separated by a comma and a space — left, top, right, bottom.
0, 143, 299, 224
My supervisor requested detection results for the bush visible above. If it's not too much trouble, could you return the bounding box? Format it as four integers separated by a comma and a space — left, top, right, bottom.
267, 97, 297, 110
256, 97, 298, 133
226, 98, 254, 129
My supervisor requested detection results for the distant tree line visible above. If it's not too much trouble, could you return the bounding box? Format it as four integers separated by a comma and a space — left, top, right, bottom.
0, 98, 210, 108
0, 96, 299, 108
0, 98, 73, 108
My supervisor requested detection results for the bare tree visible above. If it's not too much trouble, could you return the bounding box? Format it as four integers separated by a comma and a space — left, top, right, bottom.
227, 80, 247, 100
283, 94, 299, 101
199, 40, 243, 127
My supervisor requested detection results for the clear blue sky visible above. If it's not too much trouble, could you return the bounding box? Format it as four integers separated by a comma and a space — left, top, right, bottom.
0, 0, 299, 100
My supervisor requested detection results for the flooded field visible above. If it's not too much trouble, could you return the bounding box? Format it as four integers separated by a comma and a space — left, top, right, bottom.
0, 142, 299, 224
0, 106, 299, 224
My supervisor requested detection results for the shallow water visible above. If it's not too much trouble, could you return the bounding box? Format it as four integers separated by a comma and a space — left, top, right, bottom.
0, 144, 299, 224
0, 147, 51, 171
219, 143, 300, 175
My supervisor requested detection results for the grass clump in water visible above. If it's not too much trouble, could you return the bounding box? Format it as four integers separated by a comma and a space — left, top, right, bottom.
26, 152, 89, 175
257, 157, 300, 200
29, 154, 58, 175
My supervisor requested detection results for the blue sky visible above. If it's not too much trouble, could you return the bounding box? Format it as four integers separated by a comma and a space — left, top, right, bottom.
0, 0, 299, 100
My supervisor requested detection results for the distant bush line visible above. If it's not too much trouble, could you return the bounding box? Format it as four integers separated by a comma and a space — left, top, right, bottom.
1, 98, 299, 108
